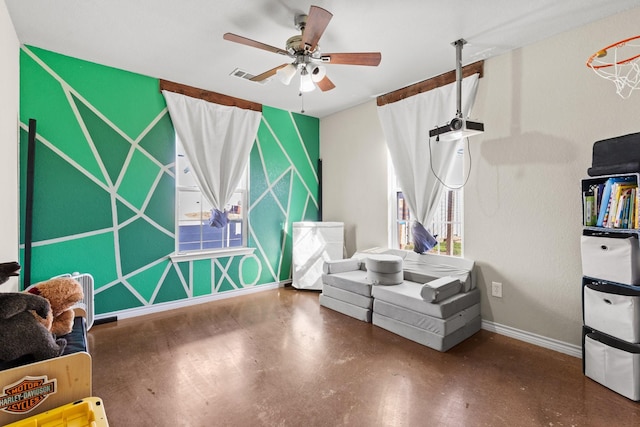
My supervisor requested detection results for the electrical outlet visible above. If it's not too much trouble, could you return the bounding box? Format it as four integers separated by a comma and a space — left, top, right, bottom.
491, 281, 503, 298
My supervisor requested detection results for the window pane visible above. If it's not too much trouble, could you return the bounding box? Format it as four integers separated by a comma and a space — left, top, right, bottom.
176, 141, 199, 188
392, 183, 463, 256
396, 192, 411, 250
175, 135, 248, 253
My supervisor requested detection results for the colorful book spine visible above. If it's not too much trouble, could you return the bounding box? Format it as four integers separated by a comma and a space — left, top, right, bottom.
595, 177, 637, 228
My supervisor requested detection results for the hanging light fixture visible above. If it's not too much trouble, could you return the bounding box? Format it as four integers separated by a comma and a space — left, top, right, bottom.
299, 66, 316, 92
308, 64, 326, 83
276, 63, 297, 85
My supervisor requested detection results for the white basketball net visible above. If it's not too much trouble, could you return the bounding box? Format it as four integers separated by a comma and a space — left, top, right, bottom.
588, 37, 640, 99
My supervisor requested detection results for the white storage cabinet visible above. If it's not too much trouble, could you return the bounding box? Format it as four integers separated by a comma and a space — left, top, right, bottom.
292, 222, 344, 290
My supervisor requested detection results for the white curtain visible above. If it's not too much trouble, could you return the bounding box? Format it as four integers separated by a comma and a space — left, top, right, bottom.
162, 91, 262, 226
377, 74, 479, 252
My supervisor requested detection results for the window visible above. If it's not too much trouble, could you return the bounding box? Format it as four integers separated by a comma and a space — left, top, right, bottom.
175, 138, 247, 253
390, 144, 464, 257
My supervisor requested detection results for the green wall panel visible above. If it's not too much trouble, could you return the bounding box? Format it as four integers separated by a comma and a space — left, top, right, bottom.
271, 169, 293, 212
249, 148, 270, 204
96, 283, 145, 314
145, 173, 176, 232
26, 136, 113, 241
177, 262, 190, 289
73, 94, 132, 185
20, 50, 105, 184
125, 261, 169, 303
292, 113, 320, 162
240, 255, 261, 286
116, 200, 137, 225
192, 260, 212, 297
154, 265, 188, 304
138, 112, 175, 166
24, 232, 118, 287
117, 150, 162, 210
118, 218, 174, 276
263, 106, 318, 193
26, 46, 167, 141
214, 257, 238, 293
255, 124, 294, 183
20, 46, 319, 317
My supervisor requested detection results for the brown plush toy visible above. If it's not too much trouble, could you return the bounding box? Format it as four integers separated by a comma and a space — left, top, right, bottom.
26, 277, 84, 336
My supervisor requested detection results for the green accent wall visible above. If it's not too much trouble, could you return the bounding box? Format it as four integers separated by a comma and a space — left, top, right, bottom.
19, 46, 319, 317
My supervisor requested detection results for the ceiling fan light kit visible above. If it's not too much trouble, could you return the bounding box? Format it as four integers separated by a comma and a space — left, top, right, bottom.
276, 64, 297, 85
309, 64, 326, 83
299, 67, 316, 93
223, 5, 382, 98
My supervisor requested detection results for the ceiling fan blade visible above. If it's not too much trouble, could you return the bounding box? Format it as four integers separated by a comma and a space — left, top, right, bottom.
321, 52, 382, 66
223, 33, 290, 56
316, 75, 336, 92
302, 6, 333, 52
250, 63, 291, 82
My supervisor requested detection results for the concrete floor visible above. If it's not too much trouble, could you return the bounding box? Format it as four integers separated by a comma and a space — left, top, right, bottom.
89, 286, 640, 426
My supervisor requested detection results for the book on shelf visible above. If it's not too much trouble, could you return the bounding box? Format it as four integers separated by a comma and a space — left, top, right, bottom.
583, 190, 596, 226
589, 176, 638, 229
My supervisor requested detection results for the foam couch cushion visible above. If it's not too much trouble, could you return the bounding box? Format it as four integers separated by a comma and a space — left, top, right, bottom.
356, 248, 476, 292
320, 294, 372, 322
365, 254, 404, 286
365, 254, 403, 273
373, 312, 481, 352
322, 270, 372, 297
420, 276, 462, 303
372, 284, 480, 319
323, 284, 373, 309
373, 299, 480, 336
323, 258, 362, 274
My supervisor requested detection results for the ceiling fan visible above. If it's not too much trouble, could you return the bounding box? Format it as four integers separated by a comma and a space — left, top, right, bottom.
223, 5, 382, 93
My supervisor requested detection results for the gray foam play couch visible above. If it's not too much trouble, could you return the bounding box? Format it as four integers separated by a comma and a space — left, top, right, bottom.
319, 248, 480, 352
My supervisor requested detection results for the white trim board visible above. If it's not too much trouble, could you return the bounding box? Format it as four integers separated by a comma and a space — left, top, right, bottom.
482, 320, 582, 359
95, 281, 284, 322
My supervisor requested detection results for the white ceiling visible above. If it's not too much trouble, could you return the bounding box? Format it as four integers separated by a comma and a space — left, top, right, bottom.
5, 0, 640, 118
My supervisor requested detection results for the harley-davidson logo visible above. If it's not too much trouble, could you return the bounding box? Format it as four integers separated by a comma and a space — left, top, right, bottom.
0, 376, 57, 414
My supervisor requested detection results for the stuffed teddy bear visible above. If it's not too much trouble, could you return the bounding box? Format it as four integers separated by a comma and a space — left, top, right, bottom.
0, 262, 66, 362
26, 277, 84, 336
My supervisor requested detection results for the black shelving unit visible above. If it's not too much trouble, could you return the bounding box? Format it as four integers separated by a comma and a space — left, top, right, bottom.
581, 173, 640, 401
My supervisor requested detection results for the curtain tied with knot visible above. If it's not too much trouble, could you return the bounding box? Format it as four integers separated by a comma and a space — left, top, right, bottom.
162, 91, 262, 228
377, 74, 479, 253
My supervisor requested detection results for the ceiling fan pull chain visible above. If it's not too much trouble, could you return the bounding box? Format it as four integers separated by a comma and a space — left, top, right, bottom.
299, 91, 305, 114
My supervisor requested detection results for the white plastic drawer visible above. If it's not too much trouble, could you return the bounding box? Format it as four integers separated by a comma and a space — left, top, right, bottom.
581, 234, 640, 285
584, 285, 640, 343
584, 333, 640, 401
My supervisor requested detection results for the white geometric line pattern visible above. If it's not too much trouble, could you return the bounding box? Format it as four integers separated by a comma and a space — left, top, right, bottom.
21, 46, 319, 316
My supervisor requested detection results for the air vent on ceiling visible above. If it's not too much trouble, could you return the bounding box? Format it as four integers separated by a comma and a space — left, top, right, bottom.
230, 68, 267, 84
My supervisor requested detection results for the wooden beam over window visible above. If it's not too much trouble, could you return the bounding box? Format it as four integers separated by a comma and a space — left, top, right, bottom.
376, 61, 484, 107
159, 79, 262, 112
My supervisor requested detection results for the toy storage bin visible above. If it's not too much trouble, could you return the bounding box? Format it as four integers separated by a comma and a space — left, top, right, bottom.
583, 278, 640, 343
5, 396, 109, 426
580, 231, 640, 285
583, 327, 640, 401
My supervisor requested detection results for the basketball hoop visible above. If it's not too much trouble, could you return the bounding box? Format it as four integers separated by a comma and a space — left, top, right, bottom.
586, 35, 640, 99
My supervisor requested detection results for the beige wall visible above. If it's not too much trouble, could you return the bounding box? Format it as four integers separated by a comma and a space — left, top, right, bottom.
0, 1, 20, 292
321, 101, 389, 256
320, 7, 640, 347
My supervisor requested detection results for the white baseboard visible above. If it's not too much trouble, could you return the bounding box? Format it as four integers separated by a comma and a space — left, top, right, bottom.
94, 282, 284, 322
482, 320, 582, 359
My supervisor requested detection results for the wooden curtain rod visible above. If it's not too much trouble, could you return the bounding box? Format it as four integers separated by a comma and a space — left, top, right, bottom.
376, 60, 484, 107
159, 79, 262, 112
